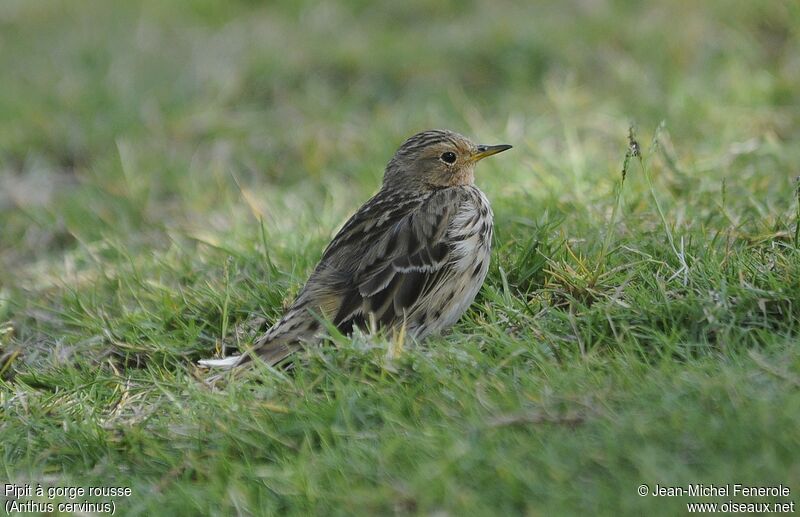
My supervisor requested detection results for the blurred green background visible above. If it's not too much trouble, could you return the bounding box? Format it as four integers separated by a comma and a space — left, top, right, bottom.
1, 1, 799, 515
2, 0, 797, 270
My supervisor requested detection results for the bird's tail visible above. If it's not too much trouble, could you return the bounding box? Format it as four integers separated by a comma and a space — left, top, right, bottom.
198, 355, 244, 369
198, 306, 318, 373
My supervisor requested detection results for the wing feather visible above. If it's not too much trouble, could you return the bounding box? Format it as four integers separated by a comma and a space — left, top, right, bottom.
317, 188, 466, 335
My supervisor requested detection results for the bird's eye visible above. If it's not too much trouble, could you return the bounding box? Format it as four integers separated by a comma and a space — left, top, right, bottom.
440, 151, 457, 164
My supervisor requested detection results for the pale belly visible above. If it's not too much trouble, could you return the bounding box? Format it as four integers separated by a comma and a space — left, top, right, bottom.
413, 187, 493, 338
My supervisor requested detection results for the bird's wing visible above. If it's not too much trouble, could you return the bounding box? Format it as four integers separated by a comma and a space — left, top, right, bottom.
314, 187, 468, 335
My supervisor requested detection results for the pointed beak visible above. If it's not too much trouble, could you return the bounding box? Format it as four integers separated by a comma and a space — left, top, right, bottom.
471, 144, 513, 162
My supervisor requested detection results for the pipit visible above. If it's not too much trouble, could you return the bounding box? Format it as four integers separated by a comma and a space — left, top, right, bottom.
199, 129, 511, 370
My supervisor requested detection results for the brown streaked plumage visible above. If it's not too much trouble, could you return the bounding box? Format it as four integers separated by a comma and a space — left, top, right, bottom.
199, 129, 511, 371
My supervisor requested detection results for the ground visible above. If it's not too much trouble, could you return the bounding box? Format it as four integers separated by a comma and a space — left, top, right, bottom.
1, 0, 799, 515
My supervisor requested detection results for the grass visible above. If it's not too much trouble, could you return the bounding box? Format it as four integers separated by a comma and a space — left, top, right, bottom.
1, 0, 800, 514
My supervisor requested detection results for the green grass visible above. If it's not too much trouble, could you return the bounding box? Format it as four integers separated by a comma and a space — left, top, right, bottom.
2, 0, 800, 515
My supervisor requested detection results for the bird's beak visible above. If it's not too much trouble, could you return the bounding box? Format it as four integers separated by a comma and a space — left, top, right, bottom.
470, 144, 513, 162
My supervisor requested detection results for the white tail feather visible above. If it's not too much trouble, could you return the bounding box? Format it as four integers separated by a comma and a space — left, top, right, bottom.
198, 356, 242, 369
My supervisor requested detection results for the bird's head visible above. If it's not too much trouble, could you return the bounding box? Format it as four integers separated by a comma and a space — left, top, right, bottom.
383, 129, 512, 189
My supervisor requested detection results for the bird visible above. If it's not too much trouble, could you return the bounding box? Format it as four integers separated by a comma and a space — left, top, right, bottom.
199, 129, 511, 371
